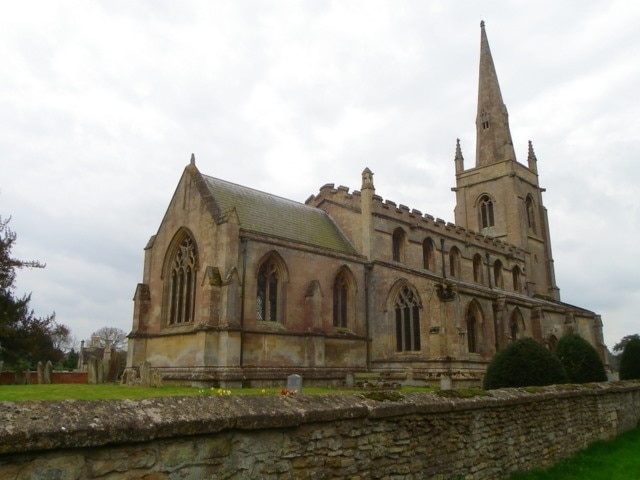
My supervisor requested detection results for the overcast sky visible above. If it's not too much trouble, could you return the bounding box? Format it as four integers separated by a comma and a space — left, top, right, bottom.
1, 1, 638, 351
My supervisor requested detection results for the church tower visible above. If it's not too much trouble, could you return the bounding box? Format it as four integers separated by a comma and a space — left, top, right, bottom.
453, 22, 560, 301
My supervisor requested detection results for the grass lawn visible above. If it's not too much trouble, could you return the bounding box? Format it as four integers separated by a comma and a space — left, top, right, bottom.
508, 427, 640, 480
0, 383, 393, 401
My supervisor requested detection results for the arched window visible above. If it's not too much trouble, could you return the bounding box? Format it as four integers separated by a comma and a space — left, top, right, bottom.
479, 195, 495, 229
394, 285, 421, 352
493, 259, 504, 289
392, 228, 405, 262
473, 254, 484, 284
167, 234, 198, 325
466, 300, 484, 354
512, 265, 522, 293
423, 237, 435, 271
526, 195, 537, 233
449, 246, 461, 278
510, 308, 524, 341
333, 268, 353, 328
256, 258, 280, 322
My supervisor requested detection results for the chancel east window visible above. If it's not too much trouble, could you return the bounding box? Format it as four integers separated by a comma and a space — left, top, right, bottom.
395, 286, 421, 352
256, 260, 279, 322
168, 235, 198, 325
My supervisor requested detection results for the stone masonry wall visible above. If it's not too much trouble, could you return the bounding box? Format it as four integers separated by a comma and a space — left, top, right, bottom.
1, 382, 639, 479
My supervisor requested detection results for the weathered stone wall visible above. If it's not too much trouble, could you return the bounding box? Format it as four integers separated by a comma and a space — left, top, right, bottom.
1, 382, 639, 479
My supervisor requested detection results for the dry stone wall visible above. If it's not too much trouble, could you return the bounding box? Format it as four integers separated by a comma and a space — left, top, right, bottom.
1, 382, 639, 479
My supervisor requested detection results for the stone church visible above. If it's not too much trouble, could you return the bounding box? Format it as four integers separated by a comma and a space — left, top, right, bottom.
127, 23, 606, 387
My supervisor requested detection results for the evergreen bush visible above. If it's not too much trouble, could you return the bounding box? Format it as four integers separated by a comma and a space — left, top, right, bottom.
619, 337, 640, 380
554, 334, 607, 383
483, 337, 568, 390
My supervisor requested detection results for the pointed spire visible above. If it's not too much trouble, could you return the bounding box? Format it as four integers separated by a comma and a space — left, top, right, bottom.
527, 140, 538, 174
454, 138, 465, 174
475, 21, 517, 167
190, 153, 196, 165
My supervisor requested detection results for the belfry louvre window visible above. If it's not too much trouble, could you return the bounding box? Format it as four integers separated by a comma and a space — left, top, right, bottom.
479, 195, 495, 228
395, 286, 421, 352
168, 236, 198, 324
256, 260, 279, 322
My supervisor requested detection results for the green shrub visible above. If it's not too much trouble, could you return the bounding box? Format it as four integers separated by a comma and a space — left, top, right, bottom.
483, 337, 568, 390
554, 333, 607, 383
619, 337, 640, 380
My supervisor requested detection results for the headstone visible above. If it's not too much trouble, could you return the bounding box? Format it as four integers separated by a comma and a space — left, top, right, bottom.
139, 361, 151, 386
37, 361, 44, 384
345, 372, 355, 388
287, 374, 302, 394
44, 360, 53, 384
440, 375, 452, 391
88, 356, 98, 384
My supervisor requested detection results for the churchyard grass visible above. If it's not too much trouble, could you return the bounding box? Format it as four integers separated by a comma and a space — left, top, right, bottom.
0, 384, 434, 401
508, 426, 640, 480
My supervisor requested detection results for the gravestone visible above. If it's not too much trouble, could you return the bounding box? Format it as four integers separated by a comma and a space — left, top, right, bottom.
287, 374, 302, 394
345, 372, 355, 388
139, 361, 151, 387
37, 362, 44, 384
440, 375, 452, 391
88, 356, 98, 384
44, 360, 53, 384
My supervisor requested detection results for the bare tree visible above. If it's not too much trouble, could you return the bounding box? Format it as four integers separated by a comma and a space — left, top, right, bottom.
89, 326, 128, 351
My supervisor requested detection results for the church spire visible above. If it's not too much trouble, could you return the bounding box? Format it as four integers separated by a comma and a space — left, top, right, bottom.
475, 21, 517, 167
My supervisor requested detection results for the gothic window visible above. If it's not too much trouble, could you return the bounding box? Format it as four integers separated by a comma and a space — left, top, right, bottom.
510, 308, 524, 341
479, 195, 495, 229
394, 285, 421, 352
333, 269, 351, 328
473, 254, 484, 284
512, 265, 522, 293
481, 110, 490, 129
392, 228, 405, 262
167, 234, 198, 325
449, 246, 461, 278
526, 195, 537, 233
493, 259, 504, 289
467, 312, 477, 353
256, 258, 279, 322
423, 237, 435, 271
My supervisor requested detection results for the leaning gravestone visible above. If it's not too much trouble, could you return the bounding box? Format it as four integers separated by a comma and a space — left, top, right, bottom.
287, 374, 303, 394
37, 361, 44, 384
44, 360, 53, 384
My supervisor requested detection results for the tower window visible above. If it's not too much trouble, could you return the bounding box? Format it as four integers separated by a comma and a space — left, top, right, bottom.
526, 195, 537, 233
481, 110, 490, 129
479, 195, 495, 229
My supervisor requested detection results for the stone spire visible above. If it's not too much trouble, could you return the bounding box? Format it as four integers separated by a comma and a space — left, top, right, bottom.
527, 140, 538, 174
475, 21, 517, 167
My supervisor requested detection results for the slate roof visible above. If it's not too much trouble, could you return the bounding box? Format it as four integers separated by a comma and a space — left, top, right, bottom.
202, 174, 358, 255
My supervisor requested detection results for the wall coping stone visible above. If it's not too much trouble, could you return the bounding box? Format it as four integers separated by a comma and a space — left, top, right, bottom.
1, 381, 639, 455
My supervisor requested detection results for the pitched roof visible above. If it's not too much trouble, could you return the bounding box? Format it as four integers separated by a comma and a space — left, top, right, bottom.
201, 174, 358, 255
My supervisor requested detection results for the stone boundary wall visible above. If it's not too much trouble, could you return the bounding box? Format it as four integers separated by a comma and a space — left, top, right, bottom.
1, 382, 639, 479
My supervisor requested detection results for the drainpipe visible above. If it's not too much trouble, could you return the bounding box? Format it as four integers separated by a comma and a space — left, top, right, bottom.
239, 238, 248, 367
